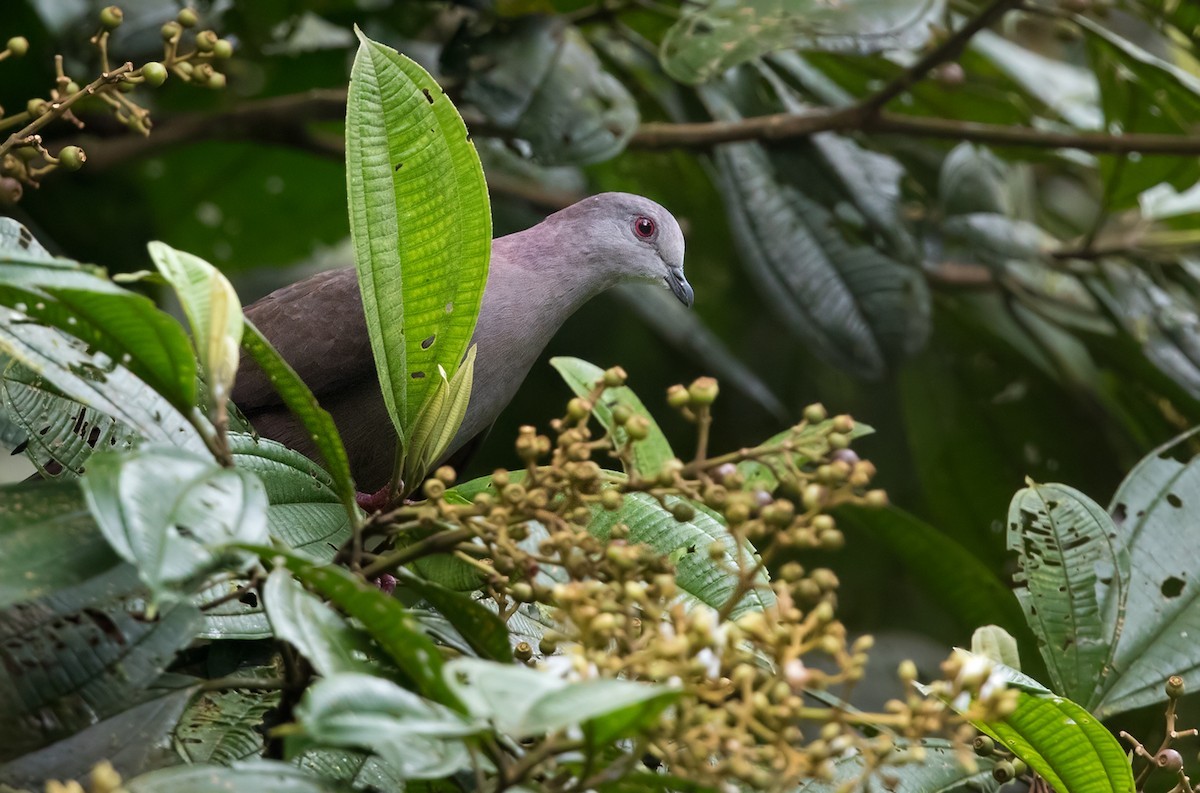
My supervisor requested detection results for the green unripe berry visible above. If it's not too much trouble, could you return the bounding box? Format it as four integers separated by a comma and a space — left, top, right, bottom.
687, 376, 719, 406
602, 366, 627, 388
972, 735, 995, 756
670, 501, 695, 522
435, 466, 456, 485
899, 659, 919, 684
514, 641, 533, 661
195, 30, 218, 52
57, 146, 86, 171
212, 39, 234, 60
1166, 675, 1186, 699
6, 37, 29, 57
831, 414, 855, 434
174, 61, 194, 77
565, 397, 591, 422
991, 761, 1016, 783
26, 98, 48, 117
828, 432, 850, 450
509, 582, 533, 602
177, 7, 199, 27
599, 488, 623, 511
141, 62, 168, 87
666, 384, 690, 409
803, 402, 827, 423
204, 70, 226, 89
865, 489, 889, 508
423, 478, 445, 500
100, 6, 124, 29
625, 415, 649, 440
161, 21, 182, 40
611, 404, 632, 426
14, 146, 39, 162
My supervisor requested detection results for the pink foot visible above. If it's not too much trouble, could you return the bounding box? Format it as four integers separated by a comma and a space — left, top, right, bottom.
356, 485, 393, 513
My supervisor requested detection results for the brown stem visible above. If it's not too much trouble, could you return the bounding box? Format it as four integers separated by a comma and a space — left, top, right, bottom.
0, 62, 133, 158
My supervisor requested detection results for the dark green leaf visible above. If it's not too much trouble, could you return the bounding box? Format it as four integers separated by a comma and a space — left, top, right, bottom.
0, 479, 120, 608
793, 739, 998, 792
264, 567, 376, 676
174, 687, 281, 765
661, 0, 945, 84
0, 566, 201, 761
399, 570, 513, 662
125, 760, 352, 793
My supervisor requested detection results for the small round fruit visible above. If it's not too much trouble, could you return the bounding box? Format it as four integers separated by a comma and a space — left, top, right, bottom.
57, 146, 86, 171
161, 21, 182, 40
212, 39, 233, 60
99, 6, 124, 29
177, 7, 199, 27
195, 30, 218, 52
6, 36, 29, 57
141, 62, 168, 87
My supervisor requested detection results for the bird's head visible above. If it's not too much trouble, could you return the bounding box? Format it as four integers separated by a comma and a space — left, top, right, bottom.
548, 192, 692, 307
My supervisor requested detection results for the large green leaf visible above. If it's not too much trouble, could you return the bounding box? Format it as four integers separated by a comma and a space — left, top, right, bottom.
148, 242, 244, 408
0, 683, 193, 787
0, 566, 201, 761
1095, 430, 1200, 717
295, 673, 478, 780
837, 504, 1028, 642
959, 654, 1135, 793
661, 0, 945, 85
0, 479, 120, 608
81, 446, 270, 604
295, 749, 406, 791
345, 31, 490, 441
399, 570, 513, 663
240, 321, 358, 525
449, 18, 639, 165
1007, 482, 1127, 708
704, 86, 930, 380
125, 760, 351, 793
1, 362, 139, 477
550, 356, 674, 479
229, 433, 353, 561
0, 306, 206, 453
793, 739, 998, 792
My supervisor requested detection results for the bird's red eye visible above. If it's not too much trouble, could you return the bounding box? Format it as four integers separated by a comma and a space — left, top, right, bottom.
634, 216, 656, 239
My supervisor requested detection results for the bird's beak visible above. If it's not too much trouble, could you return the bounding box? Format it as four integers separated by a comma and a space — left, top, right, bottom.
665, 267, 694, 307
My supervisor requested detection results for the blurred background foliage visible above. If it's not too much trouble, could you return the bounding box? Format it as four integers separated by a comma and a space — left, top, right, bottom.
4, 0, 1200, 732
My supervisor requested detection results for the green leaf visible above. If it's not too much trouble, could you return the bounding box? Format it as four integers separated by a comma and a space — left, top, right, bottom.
456, 19, 638, 165
148, 242, 244, 407
589, 492, 774, 618
81, 446, 270, 604
960, 654, 1135, 793
345, 31, 491, 441
739, 419, 874, 492
1095, 430, 1200, 717
399, 569, 513, 662
0, 566, 202, 761
972, 625, 1022, 672
264, 567, 376, 677
125, 760, 351, 793
229, 433, 353, 562
245, 546, 458, 705
0, 306, 206, 453
704, 86, 930, 379
240, 321, 358, 526
550, 356, 673, 478
295, 748, 406, 791
1007, 482, 1127, 708
0, 684, 193, 788
836, 504, 1028, 642
0, 479, 120, 608
661, 0, 945, 85
1, 362, 139, 477
194, 577, 269, 640
938, 143, 1012, 217
295, 673, 478, 779
793, 739, 999, 792
444, 657, 676, 741
175, 688, 281, 765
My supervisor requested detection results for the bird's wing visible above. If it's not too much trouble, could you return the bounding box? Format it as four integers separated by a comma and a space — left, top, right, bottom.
233, 267, 374, 411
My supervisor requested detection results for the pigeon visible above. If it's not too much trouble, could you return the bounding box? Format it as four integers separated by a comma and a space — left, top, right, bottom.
233, 192, 691, 492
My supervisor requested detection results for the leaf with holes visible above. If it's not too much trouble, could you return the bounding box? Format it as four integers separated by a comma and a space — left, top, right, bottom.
346, 31, 490, 446
174, 688, 281, 765
1007, 482, 1127, 707
0, 566, 202, 762
82, 446, 269, 605
1095, 429, 1200, 717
